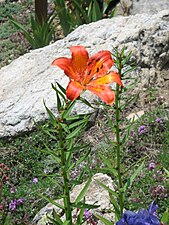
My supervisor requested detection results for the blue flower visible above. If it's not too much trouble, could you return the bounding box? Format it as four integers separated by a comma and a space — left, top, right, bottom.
116, 202, 160, 225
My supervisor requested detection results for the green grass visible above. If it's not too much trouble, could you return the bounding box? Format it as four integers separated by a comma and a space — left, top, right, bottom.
123, 109, 169, 215
0, 1, 33, 69
0, 125, 63, 224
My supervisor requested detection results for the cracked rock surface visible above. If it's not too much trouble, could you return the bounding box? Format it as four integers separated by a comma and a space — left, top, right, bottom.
0, 10, 169, 138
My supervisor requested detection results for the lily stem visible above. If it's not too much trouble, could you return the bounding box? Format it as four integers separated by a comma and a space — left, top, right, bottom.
59, 124, 72, 225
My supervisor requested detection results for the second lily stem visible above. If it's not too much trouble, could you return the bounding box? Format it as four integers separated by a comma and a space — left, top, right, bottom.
115, 56, 124, 216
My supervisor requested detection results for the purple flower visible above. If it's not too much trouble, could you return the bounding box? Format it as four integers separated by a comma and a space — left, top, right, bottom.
157, 170, 162, 175
138, 125, 147, 135
149, 162, 155, 171
17, 198, 25, 205
33, 177, 38, 183
155, 118, 162, 123
9, 199, 17, 211
9, 198, 25, 211
116, 202, 160, 225
84, 209, 92, 219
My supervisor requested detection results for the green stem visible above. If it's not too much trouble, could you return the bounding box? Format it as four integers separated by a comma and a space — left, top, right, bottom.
59, 124, 72, 224
115, 58, 124, 216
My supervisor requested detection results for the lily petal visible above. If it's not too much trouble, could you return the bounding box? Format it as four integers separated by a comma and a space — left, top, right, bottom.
86, 85, 115, 105
52, 57, 76, 80
70, 46, 89, 81
89, 71, 123, 87
66, 80, 84, 101
83, 50, 114, 84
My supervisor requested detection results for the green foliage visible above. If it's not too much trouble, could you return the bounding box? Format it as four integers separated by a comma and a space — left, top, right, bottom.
0, 21, 17, 39
0, 2, 23, 21
53, 0, 116, 36
123, 109, 169, 213
9, 12, 56, 49
0, 124, 63, 223
0, 1, 32, 68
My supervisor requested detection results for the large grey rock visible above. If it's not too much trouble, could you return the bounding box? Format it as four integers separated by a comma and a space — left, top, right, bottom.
33, 173, 115, 225
115, 0, 169, 16
0, 10, 169, 138
130, 0, 169, 15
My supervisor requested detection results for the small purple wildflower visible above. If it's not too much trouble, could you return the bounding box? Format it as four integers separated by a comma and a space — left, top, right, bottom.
9, 199, 17, 211
9, 198, 25, 211
157, 170, 162, 175
138, 125, 146, 135
84, 209, 92, 219
33, 177, 38, 183
17, 198, 25, 205
155, 118, 162, 123
149, 162, 155, 171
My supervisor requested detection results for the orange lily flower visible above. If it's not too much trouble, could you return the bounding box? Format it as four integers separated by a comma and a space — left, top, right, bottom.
52, 46, 123, 105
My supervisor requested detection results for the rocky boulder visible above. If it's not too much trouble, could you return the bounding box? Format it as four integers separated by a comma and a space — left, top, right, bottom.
0, 10, 169, 138
129, 0, 169, 15
32, 173, 115, 225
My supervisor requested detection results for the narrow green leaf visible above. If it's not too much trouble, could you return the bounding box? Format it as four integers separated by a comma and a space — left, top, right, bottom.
66, 123, 86, 139
99, 154, 117, 176
121, 94, 139, 110
121, 123, 133, 145
123, 161, 144, 192
68, 117, 89, 129
164, 168, 169, 177
47, 215, 61, 225
39, 194, 65, 210
73, 0, 88, 22
94, 214, 114, 225
56, 81, 66, 95
41, 128, 58, 140
69, 149, 91, 171
78, 96, 97, 109
52, 83, 66, 102
109, 194, 121, 217
121, 47, 128, 58
161, 208, 169, 224
51, 209, 63, 225
75, 177, 92, 204
92, 0, 102, 21
40, 144, 61, 164
62, 101, 76, 119
43, 100, 57, 127
122, 65, 138, 76
58, 122, 69, 133
9, 16, 35, 46
94, 179, 118, 198
63, 220, 71, 225
72, 202, 99, 209
75, 208, 84, 225
123, 156, 147, 176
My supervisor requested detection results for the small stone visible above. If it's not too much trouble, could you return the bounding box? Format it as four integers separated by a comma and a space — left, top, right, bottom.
126, 110, 145, 121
